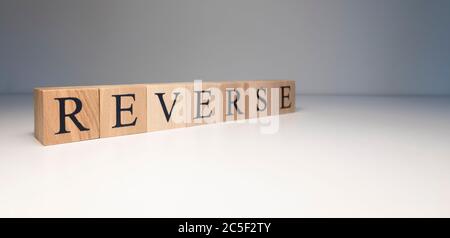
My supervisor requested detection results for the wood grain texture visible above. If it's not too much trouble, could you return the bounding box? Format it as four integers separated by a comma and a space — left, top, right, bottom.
34, 89, 44, 143
147, 83, 192, 132
33, 80, 296, 145
245, 80, 296, 115
190, 81, 247, 125
244, 81, 272, 119
34, 87, 100, 145
270, 80, 296, 115
191, 81, 223, 126
218, 81, 247, 122
99, 84, 147, 138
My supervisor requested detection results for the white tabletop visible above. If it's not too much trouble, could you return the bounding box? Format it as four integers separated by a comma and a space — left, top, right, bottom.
1, 94, 449, 217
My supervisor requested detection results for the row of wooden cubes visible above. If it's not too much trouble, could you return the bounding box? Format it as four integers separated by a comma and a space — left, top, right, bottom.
34, 80, 295, 145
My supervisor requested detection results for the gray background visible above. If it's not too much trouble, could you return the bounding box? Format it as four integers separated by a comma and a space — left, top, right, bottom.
1, 0, 449, 95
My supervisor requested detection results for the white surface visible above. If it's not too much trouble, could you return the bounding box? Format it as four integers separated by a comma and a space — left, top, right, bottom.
0, 94, 450, 217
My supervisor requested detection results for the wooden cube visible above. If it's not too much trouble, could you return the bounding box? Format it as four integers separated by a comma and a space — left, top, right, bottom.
33, 80, 296, 145
99, 84, 147, 137
220, 81, 246, 122
34, 87, 100, 145
190, 81, 247, 125
191, 81, 224, 125
245, 81, 271, 119
270, 80, 296, 115
147, 83, 192, 132
244, 80, 296, 117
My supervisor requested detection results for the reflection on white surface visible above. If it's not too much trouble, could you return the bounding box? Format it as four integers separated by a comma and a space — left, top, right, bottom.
0, 94, 450, 217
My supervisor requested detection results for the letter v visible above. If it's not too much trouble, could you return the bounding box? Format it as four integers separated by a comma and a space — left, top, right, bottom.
155, 92, 181, 122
